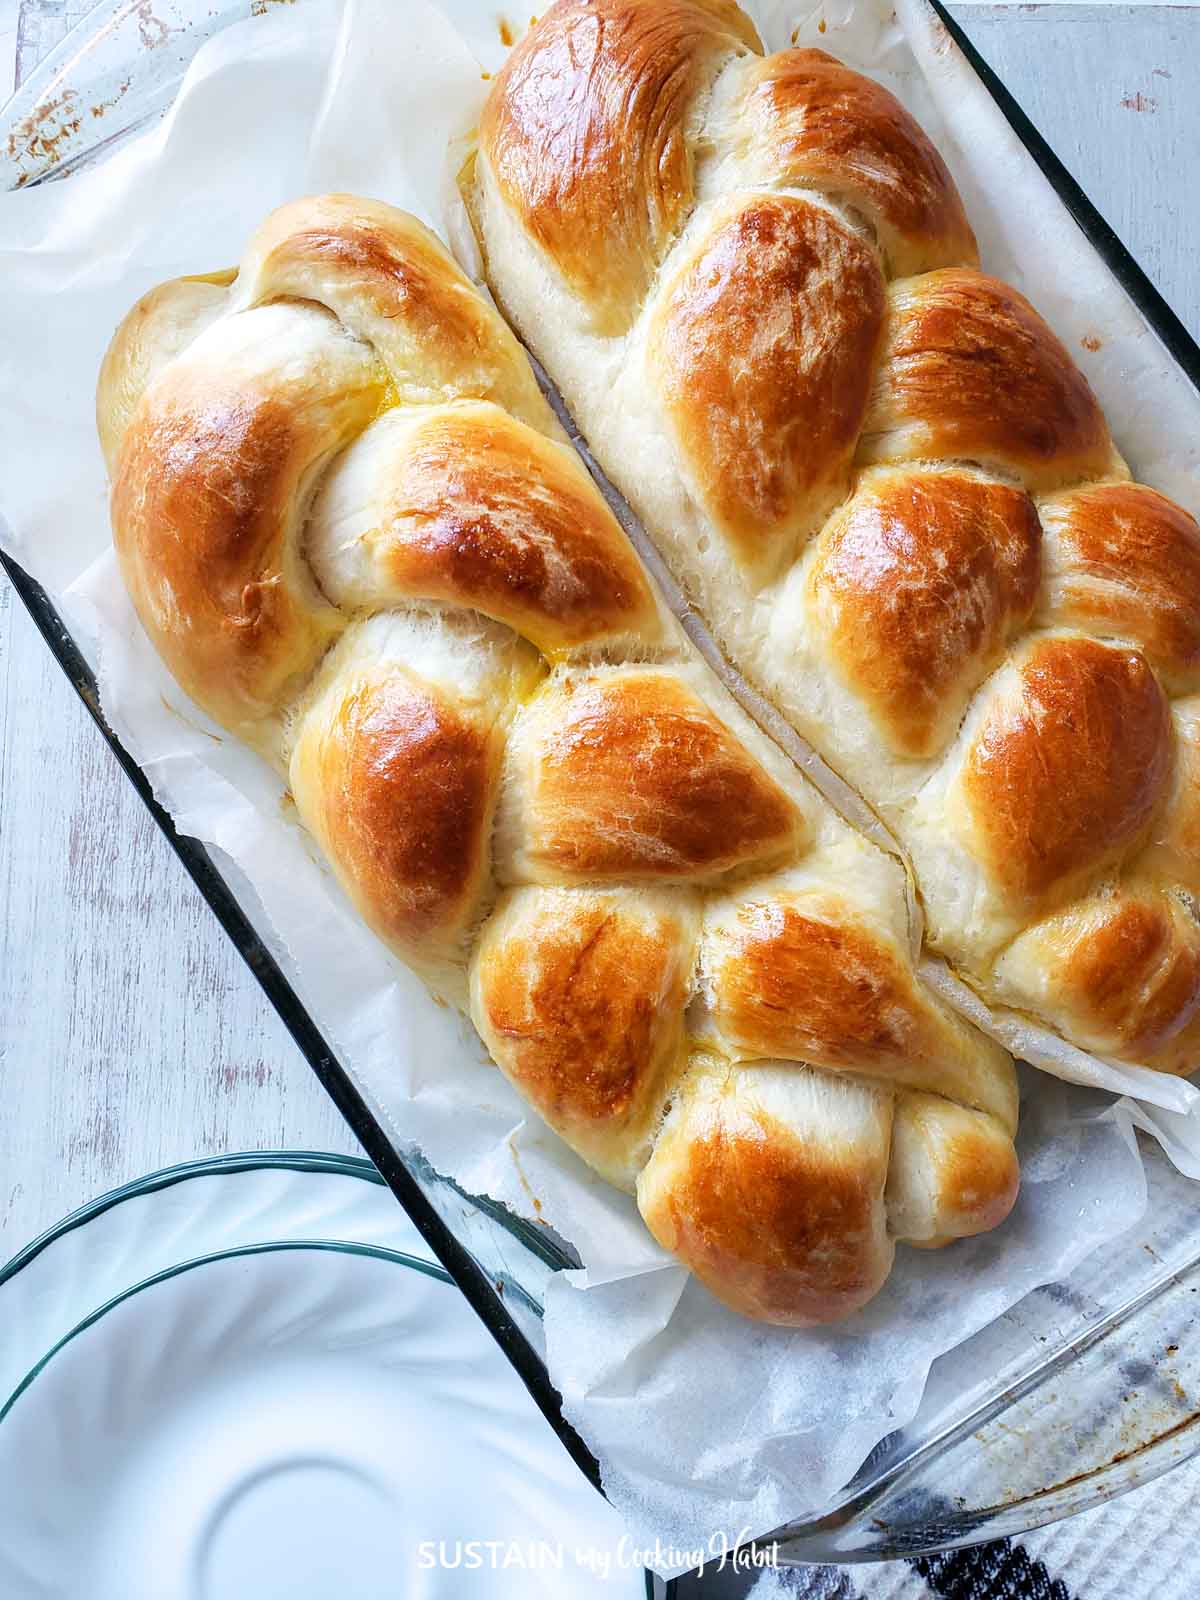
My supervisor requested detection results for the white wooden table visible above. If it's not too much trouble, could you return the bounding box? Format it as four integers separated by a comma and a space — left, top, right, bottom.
2, 2, 1198, 1263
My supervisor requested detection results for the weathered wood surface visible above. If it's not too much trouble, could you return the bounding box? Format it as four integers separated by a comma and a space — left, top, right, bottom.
949, 5, 1199, 339
1, 4, 1197, 1261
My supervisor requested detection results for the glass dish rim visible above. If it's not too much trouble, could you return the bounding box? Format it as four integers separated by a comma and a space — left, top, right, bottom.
0, 1149, 383, 1291
1, 1233, 454, 1425
4, 0, 1200, 1568
0, 1148, 569, 1294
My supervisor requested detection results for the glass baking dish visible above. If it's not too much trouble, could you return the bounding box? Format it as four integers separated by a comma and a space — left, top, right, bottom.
4, 0, 1200, 1566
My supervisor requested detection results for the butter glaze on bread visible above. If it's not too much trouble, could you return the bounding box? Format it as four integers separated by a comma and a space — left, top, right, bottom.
470, 3, 1200, 1075
101, 195, 1017, 1325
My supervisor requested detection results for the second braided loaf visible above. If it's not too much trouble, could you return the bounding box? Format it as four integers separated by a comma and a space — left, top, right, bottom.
468, 0, 1200, 1077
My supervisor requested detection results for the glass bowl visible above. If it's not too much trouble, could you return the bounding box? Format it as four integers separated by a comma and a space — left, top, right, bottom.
0, 1152, 657, 1598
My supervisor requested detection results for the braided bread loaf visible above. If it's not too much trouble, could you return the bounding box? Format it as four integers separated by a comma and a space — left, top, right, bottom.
99, 195, 1017, 1324
467, 0, 1200, 1076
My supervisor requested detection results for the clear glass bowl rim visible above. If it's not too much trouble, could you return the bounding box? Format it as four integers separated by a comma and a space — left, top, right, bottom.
0, 1151, 659, 1598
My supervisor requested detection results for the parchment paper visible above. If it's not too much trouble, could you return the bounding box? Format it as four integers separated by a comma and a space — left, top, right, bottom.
0, 0, 1189, 1568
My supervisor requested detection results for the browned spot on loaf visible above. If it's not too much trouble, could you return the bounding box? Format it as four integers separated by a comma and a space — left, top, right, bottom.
253, 212, 527, 405
290, 225, 466, 325
526, 673, 800, 879
1041, 482, 1200, 689
637, 1068, 893, 1325
364, 406, 658, 651
315, 677, 497, 952
1072, 898, 1200, 1056
867, 270, 1115, 489
480, 0, 760, 332
811, 470, 1040, 757
1145, 703, 1200, 897
962, 636, 1173, 909
707, 894, 1017, 1124
113, 394, 326, 725
713, 903, 926, 1068
477, 894, 688, 1126
1008, 894, 1200, 1061
109, 293, 381, 735
934, 1125, 1019, 1234
658, 1117, 882, 1306
890, 1096, 1019, 1241
1081, 333, 1102, 352
653, 194, 885, 569
739, 48, 977, 275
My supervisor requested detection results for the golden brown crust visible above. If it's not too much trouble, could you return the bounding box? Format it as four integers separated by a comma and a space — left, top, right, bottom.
958, 636, 1173, 913
863, 271, 1118, 489
810, 470, 1041, 757
637, 1058, 894, 1325
652, 194, 886, 570
515, 670, 803, 881
705, 893, 1016, 1124
97, 270, 234, 471
111, 313, 380, 738
480, 0, 758, 333
733, 49, 978, 276
315, 403, 660, 654
291, 666, 501, 965
886, 1094, 1019, 1243
1039, 482, 1200, 691
996, 891, 1200, 1067
471, 887, 697, 1184
234, 196, 551, 423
